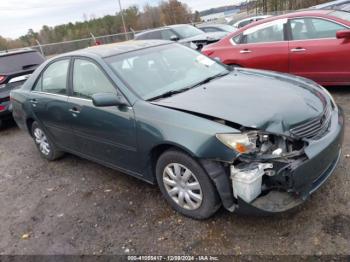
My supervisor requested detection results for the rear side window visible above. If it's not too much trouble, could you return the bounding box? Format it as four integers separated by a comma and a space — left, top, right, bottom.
0, 51, 44, 74
41, 59, 69, 95
243, 21, 285, 44
160, 29, 176, 40
72, 59, 116, 99
290, 18, 346, 40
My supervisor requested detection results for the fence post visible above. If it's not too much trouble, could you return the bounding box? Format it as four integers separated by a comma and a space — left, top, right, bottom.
35, 40, 45, 56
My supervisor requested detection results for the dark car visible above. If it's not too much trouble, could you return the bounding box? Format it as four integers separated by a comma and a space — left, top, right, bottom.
197, 24, 237, 33
11, 40, 344, 219
134, 24, 227, 50
0, 49, 45, 127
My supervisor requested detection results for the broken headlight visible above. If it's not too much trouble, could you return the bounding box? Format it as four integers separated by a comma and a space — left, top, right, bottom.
216, 132, 258, 154
216, 131, 304, 157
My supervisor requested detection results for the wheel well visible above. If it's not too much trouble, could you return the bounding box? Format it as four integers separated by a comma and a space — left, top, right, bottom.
26, 118, 35, 136
150, 144, 192, 175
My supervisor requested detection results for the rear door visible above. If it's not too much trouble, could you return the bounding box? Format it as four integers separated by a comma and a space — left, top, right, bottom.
66, 58, 139, 172
288, 17, 350, 84
232, 19, 289, 72
30, 58, 77, 149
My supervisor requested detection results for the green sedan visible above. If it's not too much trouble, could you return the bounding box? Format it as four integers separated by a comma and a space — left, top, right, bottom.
11, 40, 344, 219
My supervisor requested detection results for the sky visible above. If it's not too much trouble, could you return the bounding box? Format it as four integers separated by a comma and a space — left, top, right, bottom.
0, 0, 243, 39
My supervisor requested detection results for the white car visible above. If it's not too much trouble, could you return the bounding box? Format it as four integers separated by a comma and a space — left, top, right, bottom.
311, 0, 350, 11
230, 15, 271, 29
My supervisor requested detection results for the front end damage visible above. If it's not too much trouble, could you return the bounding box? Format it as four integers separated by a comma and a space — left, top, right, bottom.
204, 106, 344, 215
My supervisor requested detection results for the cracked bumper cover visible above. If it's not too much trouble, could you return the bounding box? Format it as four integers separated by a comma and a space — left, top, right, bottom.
234, 106, 344, 215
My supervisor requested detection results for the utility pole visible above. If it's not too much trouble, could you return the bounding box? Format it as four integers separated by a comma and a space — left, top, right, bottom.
118, 0, 128, 40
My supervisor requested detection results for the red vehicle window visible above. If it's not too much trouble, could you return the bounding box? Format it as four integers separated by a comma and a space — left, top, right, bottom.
290, 18, 346, 40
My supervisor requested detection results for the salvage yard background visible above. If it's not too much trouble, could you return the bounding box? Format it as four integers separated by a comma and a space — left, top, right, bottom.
0, 88, 349, 255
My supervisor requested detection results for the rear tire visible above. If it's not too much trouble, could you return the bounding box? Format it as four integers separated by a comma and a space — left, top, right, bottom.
156, 149, 221, 219
31, 121, 64, 161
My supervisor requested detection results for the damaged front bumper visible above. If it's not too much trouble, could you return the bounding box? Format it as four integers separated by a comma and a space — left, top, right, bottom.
230, 106, 344, 215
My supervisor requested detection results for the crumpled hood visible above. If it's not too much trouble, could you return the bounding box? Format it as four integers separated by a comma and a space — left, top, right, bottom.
152, 68, 329, 135
180, 32, 227, 42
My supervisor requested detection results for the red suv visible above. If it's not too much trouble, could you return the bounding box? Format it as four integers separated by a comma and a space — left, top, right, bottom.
202, 10, 350, 86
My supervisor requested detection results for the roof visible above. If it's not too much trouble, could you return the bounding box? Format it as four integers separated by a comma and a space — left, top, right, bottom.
68, 40, 172, 58
0, 48, 38, 57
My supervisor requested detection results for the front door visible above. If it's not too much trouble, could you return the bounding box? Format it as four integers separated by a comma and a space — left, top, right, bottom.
67, 58, 139, 173
288, 17, 350, 85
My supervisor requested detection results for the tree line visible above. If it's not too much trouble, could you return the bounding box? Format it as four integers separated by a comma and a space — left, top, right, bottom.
249, 0, 331, 13
0, 0, 334, 51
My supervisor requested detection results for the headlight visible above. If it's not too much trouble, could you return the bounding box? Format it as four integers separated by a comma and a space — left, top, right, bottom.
216, 132, 258, 154
217, 131, 305, 157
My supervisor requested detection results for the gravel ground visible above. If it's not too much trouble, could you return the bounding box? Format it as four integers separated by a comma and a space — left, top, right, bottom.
0, 88, 349, 256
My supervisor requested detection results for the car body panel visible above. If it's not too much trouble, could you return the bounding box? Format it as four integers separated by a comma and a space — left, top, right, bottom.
152, 68, 326, 135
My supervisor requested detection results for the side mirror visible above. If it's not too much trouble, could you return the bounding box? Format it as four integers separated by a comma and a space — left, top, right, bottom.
170, 35, 180, 41
336, 30, 350, 39
92, 93, 127, 107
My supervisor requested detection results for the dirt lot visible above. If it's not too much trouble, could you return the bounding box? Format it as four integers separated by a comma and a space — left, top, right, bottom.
0, 88, 350, 256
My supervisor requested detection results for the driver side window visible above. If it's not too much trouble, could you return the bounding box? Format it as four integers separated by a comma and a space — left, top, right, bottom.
72, 59, 116, 99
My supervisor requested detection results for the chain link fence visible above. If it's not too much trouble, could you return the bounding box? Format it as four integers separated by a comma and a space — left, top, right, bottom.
5, 31, 142, 58
4, 9, 296, 58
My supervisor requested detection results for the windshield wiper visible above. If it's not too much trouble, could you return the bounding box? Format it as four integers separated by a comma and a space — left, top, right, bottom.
148, 87, 192, 101
188, 71, 229, 89
148, 71, 229, 101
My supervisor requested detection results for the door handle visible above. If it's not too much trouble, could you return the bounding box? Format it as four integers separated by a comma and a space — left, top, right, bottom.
69, 107, 81, 114
240, 49, 252, 54
291, 48, 306, 52
30, 99, 38, 107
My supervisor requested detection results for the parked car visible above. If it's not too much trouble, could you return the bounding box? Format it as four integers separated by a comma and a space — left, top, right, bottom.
134, 24, 227, 50
197, 23, 237, 33
0, 49, 45, 127
230, 15, 271, 29
11, 40, 344, 219
311, 0, 350, 11
202, 10, 350, 86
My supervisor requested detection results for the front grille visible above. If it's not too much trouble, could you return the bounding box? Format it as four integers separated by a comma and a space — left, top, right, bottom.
290, 105, 332, 140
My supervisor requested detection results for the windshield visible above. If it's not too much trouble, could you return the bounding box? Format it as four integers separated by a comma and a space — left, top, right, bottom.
172, 25, 204, 38
105, 44, 228, 100
218, 24, 237, 32
331, 10, 350, 20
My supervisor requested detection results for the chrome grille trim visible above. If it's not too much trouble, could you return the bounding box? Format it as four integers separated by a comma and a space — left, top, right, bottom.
290, 105, 332, 140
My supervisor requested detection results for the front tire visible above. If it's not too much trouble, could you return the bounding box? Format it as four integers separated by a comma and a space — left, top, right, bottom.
156, 149, 221, 219
31, 121, 63, 161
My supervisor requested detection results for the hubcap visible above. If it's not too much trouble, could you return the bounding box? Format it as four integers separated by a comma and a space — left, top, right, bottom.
33, 127, 50, 156
163, 163, 203, 210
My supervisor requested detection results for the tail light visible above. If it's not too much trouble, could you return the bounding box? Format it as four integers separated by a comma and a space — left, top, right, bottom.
0, 75, 6, 84
0, 105, 5, 111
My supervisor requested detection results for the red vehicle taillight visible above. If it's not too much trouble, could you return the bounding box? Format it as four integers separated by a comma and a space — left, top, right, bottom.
0, 105, 6, 111
0, 75, 6, 84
